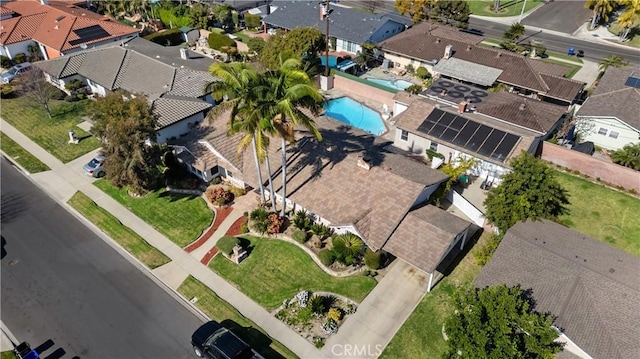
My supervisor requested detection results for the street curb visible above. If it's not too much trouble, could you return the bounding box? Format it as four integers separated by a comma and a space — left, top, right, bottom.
0, 150, 32, 176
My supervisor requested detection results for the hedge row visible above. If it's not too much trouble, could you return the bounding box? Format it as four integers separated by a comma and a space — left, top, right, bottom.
208, 33, 236, 50
144, 28, 184, 46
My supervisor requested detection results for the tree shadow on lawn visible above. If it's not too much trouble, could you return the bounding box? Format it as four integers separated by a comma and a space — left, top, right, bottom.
220, 319, 287, 359
433, 224, 484, 288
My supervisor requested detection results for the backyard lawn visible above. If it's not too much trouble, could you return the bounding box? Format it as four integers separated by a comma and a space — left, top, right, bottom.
0, 97, 99, 162
68, 191, 171, 269
380, 232, 486, 358
467, 0, 543, 17
209, 236, 377, 310
94, 180, 212, 247
0, 132, 50, 173
178, 276, 298, 359
1, 351, 15, 359
556, 171, 640, 257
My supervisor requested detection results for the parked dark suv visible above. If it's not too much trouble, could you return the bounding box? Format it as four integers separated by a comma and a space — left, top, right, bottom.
191, 321, 263, 359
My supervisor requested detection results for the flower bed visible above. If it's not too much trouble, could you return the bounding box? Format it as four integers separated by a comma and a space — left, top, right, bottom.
274, 290, 357, 348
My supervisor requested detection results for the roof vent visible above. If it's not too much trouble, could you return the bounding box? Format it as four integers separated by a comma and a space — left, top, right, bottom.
435, 38, 441, 44
357, 156, 371, 171
55, 15, 65, 22
496, 52, 502, 58
466, 45, 472, 51
54, 25, 59, 30
519, 103, 526, 111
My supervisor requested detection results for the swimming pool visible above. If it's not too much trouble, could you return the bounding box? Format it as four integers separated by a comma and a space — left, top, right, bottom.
324, 97, 386, 136
366, 78, 413, 91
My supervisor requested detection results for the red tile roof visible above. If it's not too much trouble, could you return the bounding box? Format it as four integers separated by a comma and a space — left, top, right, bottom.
0, 0, 138, 52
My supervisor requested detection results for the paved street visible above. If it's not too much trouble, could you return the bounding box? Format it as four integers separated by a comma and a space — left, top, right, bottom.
1, 159, 206, 359
522, 0, 592, 34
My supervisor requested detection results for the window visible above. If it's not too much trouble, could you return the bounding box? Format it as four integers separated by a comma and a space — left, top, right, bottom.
400, 130, 408, 141
609, 131, 619, 139
597, 127, 608, 135
430, 141, 439, 151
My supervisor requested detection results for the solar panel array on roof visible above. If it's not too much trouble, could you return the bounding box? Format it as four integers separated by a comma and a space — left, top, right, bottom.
624, 76, 640, 89
416, 109, 520, 162
70, 25, 110, 46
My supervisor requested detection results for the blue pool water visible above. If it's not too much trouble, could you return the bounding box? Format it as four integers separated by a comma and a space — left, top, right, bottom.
320, 55, 340, 68
366, 78, 413, 91
324, 97, 386, 135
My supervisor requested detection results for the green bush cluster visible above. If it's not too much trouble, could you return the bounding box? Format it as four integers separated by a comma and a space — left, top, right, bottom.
405, 84, 422, 94
217, 236, 240, 256
293, 210, 312, 230
364, 248, 381, 270
244, 14, 261, 29
318, 249, 335, 266
332, 233, 364, 264
415, 66, 431, 79
1, 84, 15, 99
208, 32, 236, 50
145, 29, 184, 46
473, 234, 503, 266
1, 55, 13, 68
13, 53, 26, 64
292, 230, 308, 244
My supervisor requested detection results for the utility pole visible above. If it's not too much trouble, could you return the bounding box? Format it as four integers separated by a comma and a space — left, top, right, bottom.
322, 0, 331, 77
518, 0, 528, 23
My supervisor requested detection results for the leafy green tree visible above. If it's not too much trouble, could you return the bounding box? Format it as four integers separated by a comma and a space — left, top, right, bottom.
444, 284, 562, 359
616, 0, 640, 40
432, 0, 470, 28
598, 54, 629, 72
431, 156, 478, 204
189, 4, 211, 29
394, 0, 437, 23
483, 152, 570, 233
610, 143, 640, 170
88, 92, 162, 195
259, 27, 325, 73
213, 4, 234, 30
244, 14, 261, 29
246, 37, 266, 56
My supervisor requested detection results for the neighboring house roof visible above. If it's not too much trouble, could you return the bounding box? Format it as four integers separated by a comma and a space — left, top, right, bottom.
475, 220, 640, 359
241, 115, 448, 250
114, 49, 176, 99
576, 66, 640, 131
381, 22, 584, 101
263, 1, 409, 45
433, 57, 503, 87
168, 68, 216, 98
475, 91, 567, 133
153, 95, 212, 130
121, 36, 215, 73
383, 204, 471, 274
0, 0, 138, 53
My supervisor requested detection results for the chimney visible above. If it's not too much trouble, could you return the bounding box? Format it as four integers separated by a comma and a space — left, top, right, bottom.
458, 101, 467, 114
320, 3, 326, 20
179, 48, 189, 60
357, 156, 371, 171
40, 0, 48, 5
444, 45, 453, 59
519, 103, 526, 111
466, 45, 472, 51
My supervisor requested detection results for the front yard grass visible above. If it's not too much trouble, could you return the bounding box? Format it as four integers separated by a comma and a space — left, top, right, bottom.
380, 232, 486, 359
1, 351, 16, 359
0, 97, 99, 162
68, 191, 171, 269
467, 0, 543, 17
209, 236, 377, 310
0, 132, 50, 173
178, 276, 298, 359
556, 171, 640, 256
94, 180, 212, 247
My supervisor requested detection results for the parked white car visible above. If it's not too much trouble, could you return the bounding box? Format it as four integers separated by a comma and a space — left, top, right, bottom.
83, 155, 106, 177
1, 62, 32, 84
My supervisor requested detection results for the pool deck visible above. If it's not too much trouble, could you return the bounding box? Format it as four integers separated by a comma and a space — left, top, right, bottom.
360, 67, 422, 85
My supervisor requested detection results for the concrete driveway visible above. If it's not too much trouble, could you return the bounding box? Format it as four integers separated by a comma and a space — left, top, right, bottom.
522, 0, 593, 34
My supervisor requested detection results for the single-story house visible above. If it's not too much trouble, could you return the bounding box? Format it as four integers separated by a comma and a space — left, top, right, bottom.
121, 36, 215, 73
262, 1, 411, 55
0, 0, 139, 61
380, 22, 585, 105
35, 43, 218, 143
390, 89, 566, 184
575, 66, 640, 150
176, 114, 473, 291
475, 219, 640, 359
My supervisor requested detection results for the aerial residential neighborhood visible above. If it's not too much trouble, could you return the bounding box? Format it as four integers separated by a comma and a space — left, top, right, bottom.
0, 1, 638, 359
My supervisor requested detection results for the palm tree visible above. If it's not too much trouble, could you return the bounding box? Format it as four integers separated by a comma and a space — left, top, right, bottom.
610, 143, 640, 170
205, 63, 272, 206
598, 54, 629, 72
503, 22, 526, 41
616, 0, 640, 41
585, 0, 618, 29
260, 57, 324, 217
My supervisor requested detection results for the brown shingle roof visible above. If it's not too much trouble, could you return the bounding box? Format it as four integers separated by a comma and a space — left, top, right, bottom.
475, 220, 640, 359
381, 22, 583, 101
383, 205, 471, 274
539, 74, 585, 102
576, 66, 640, 131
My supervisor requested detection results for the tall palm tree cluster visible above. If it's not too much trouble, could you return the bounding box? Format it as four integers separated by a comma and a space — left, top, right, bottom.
205, 58, 324, 217
585, 0, 640, 41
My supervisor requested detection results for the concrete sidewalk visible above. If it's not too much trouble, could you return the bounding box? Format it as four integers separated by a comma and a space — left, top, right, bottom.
0, 119, 324, 359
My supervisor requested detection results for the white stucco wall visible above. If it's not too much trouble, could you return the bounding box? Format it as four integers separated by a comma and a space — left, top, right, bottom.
1, 40, 33, 60
369, 20, 405, 44
413, 182, 443, 207
576, 116, 640, 150
394, 129, 455, 161
335, 38, 361, 55
156, 112, 205, 143
44, 74, 86, 93
383, 52, 434, 72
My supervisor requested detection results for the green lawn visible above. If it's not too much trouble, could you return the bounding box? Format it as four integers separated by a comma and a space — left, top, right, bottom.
68, 191, 171, 269
467, 0, 543, 17
94, 180, 213, 247
1, 351, 16, 359
380, 232, 486, 358
0, 132, 50, 173
178, 276, 298, 359
545, 50, 584, 64
556, 171, 640, 256
209, 236, 377, 310
0, 97, 99, 162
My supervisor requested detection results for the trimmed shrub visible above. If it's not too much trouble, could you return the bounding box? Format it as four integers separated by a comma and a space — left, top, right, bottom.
309, 295, 325, 314
310, 222, 328, 238
0, 84, 15, 99
208, 32, 236, 50
292, 230, 308, 244
240, 220, 249, 233
206, 186, 233, 206
0, 55, 13, 68
328, 307, 342, 322
145, 28, 184, 46
318, 249, 335, 266
217, 236, 240, 256
415, 66, 431, 79
250, 207, 269, 234
267, 213, 283, 234
229, 185, 246, 197
293, 210, 311, 230
364, 248, 381, 270
332, 233, 364, 259
245, 14, 261, 29
405, 84, 422, 94
473, 234, 502, 266
13, 53, 26, 64
65, 79, 84, 92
